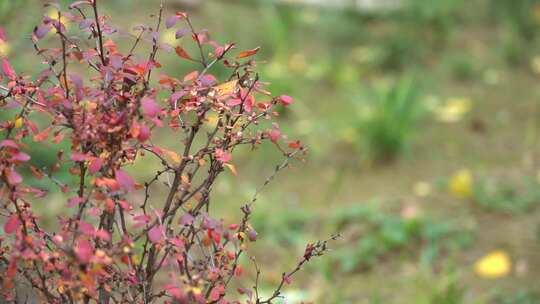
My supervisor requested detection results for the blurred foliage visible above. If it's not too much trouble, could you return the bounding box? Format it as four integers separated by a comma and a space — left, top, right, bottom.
492, 290, 540, 304
354, 77, 425, 163
473, 176, 540, 214
329, 204, 473, 273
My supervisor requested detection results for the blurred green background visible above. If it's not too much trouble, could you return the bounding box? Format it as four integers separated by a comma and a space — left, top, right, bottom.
3, 0, 540, 303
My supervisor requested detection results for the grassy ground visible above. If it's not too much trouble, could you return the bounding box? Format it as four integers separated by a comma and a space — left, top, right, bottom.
3, 0, 540, 302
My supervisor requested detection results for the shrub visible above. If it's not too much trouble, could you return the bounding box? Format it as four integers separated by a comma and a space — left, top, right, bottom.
0, 1, 335, 302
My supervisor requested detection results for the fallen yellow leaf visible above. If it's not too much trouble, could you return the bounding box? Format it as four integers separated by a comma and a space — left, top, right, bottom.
449, 169, 473, 199
433, 97, 472, 123
413, 181, 431, 197
474, 250, 511, 279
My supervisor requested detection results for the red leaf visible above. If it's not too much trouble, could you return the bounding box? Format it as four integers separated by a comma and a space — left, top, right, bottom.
115, 169, 135, 192
288, 141, 301, 149
236, 46, 260, 59
175, 12, 188, 19
2, 58, 16, 80
141, 96, 160, 118
148, 224, 164, 243
175, 46, 193, 61
4, 214, 20, 234
6, 258, 17, 278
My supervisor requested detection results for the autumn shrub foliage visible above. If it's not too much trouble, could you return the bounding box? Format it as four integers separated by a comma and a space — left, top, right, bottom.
0, 1, 334, 303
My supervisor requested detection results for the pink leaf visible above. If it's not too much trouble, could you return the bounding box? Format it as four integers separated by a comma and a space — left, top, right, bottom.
244, 95, 254, 113
179, 213, 194, 226
4, 214, 20, 234
115, 169, 135, 192
79, 221, 95, 236
170, 91, 186, 103
88, 157, 103, 175
137, 124, 151, 142
141, 96, 160, 118
11, 152, 30, 162
227, 98, 242, 107
5, 168, 22, 185
95, 229, 110, 241
269, 129, 281, 143
0, 140, 18, 148
67, 196, 83, 207
169, 237, 184, 248
70, 152, 88, 162
215, 148, 231, 163
0, 27, 6, 42
148, 224, 164, 243
279, 95, 294, 106
183, 70, 198, 82
2, 58, 16, 80
210, 285, 225, 301
75, 239, 93, 263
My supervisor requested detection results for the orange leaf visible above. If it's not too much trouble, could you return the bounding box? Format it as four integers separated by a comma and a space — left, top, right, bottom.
236, 47, 260, 59
164, 149, 181, 164
33, 126, 52, 142
175, 46, 193, 61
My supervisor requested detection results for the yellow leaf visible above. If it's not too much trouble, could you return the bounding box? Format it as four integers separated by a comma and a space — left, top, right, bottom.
47, 8, 69, 29
413, 181, 431, 197
191, 287, 202, 296
0, 41, 11, 56
213, 80, 238, 97
160, 29, 177, 45
474, 250, 511, 279
14, 117, 23, 129
433, 97, 472, 123
449, 169, 473, 199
